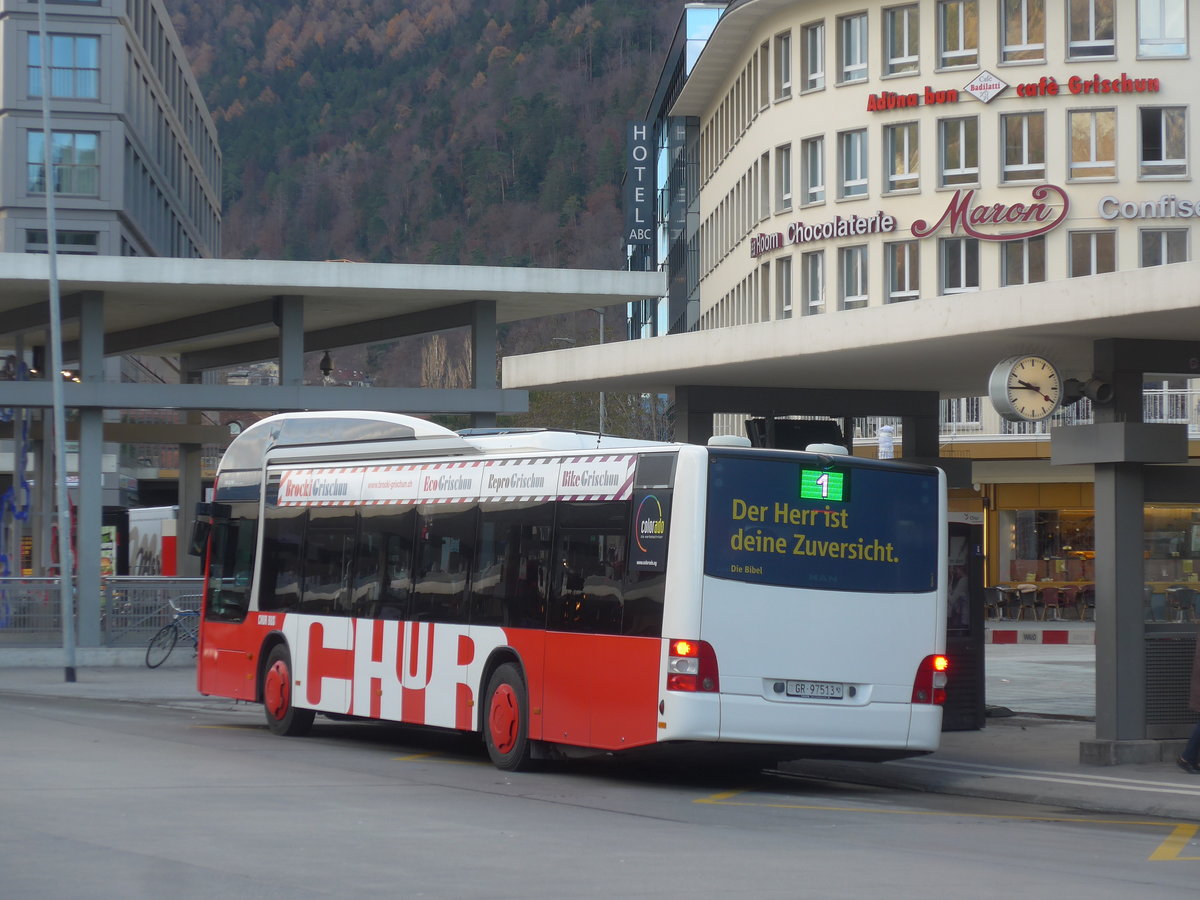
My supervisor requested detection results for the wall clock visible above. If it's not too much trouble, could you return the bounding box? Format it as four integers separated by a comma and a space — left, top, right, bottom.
988, 355, 1063, 422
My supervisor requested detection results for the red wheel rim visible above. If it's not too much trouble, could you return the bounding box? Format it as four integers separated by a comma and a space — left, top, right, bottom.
264, 660, 291, 721
488, 684, 519, 754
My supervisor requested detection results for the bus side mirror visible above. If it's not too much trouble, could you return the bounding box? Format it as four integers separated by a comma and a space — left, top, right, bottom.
189, 520, 211, 557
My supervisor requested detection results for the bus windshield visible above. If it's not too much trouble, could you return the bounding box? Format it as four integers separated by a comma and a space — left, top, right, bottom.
704, 453, 940, 593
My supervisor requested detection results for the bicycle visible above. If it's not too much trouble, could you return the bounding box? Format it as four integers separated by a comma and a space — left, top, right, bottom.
145, 596, 201, 668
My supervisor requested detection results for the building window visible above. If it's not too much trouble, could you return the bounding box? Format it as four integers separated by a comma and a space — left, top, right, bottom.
839, 129, 867, 198
776, 256, 793, 318
759, 41, 770, 109
1138, 0, 1187, 58
1002, 236, 1047, 285
775, 144, 792, 212
1069, 109, 1116, 179
774, 31, 792, 100
1070, 230, 1116, 276
1068, 0, 1115, 59
1140, 229, 1187, 266
939, 117, 978, 187
886, 241, 920, 302
1139, 107, 1186, 178
1001, 0, 1046, 62
840, 245, 869, 309
884, 5, 920, 76
937, 1, 978, 68
27, 130, 99, 195
24, 229, 98, 254
801, 136, 825, 205
884, 122, 919, 192
1001, 112, 1045, 182
28, 34, 100, 99
759, 152, 770, 219
943, 397, 982, 427
802, 250, 825, 314
838, 13, 868, 83
801, 21, 826, 91
940, 237, 979, 293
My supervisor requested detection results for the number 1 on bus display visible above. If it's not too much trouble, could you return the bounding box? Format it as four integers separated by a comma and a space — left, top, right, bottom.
799, 468, 848, 502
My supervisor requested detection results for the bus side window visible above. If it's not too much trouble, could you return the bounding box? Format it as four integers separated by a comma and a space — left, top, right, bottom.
301, 511, 355, 616
472, 503, 552, 628
261, 507, 305, 613
549, 501, 627, 635
355, 508, 414, 620
411, 506, 476, 624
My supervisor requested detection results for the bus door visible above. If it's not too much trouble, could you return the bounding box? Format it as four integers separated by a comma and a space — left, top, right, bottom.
198, 511, 261, 700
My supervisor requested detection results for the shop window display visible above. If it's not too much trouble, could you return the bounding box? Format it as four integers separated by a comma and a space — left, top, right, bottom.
996, 505, 1200, 622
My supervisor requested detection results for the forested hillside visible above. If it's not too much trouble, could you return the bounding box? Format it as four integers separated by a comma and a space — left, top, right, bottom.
167, 0, 678, 269
164, 0, 680, 435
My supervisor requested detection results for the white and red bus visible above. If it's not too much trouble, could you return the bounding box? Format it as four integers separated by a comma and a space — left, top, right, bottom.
193, 411, 947, 770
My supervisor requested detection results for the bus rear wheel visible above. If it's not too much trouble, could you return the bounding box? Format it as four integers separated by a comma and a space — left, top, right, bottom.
263, 645, 315, 736
484, 663, 534, 771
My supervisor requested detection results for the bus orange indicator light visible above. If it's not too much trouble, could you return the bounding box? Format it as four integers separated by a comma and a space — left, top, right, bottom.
672, 639, 697, 657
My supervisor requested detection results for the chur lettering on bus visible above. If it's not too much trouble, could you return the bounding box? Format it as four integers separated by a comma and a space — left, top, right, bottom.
282, 615, 505, 730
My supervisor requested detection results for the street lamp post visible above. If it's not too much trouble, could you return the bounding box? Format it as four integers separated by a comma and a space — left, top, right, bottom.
593, 307, 605, 435
38, 0, 76, 682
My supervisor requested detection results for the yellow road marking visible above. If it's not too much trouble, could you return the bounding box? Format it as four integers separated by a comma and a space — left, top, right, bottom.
393, 751, 487, 766
697, 788, 1200, 861
1149, 825, 1200, 861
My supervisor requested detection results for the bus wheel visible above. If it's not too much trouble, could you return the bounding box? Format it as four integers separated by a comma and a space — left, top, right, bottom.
263, 645, 315, 737
484, 663, 534, 771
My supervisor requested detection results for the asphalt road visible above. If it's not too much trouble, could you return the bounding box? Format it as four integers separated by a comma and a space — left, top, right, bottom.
1, 693, 1196, 899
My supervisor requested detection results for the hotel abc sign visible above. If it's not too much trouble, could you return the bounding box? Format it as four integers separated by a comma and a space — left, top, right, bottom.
750, 184, 1069, 259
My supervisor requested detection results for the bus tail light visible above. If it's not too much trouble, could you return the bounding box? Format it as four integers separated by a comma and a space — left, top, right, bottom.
912, 654, 949, 705
667, 639, 720, 692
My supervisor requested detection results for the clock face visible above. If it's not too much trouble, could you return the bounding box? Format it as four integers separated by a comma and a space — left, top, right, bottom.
988, 355, 1062, 422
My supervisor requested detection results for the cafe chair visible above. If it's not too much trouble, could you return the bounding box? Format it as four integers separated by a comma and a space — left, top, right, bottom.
1040, 586, 1061, 620
984, 586, 1005, 620
1058, 584, 1080, 619
1078, 584, 1095, 621
1168, 586, 1196, 623
1016, 583, 1040, 621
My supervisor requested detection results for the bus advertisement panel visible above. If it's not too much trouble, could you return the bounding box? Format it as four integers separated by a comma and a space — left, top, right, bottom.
704, 454, 940, 593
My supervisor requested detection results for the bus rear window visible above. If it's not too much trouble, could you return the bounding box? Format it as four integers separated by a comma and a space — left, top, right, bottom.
704, 454, 939, 593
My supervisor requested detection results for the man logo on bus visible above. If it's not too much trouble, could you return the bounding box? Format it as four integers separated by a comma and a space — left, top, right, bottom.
636, 494, 666, 552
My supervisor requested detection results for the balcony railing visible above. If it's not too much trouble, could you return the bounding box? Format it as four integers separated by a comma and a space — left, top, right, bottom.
852, 389, 1200, 443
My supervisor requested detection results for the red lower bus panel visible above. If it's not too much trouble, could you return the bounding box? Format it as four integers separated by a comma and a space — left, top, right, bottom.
198, 620, 264, 701
539, 632, 660, 752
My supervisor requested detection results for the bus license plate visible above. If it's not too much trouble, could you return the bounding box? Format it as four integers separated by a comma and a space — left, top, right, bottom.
785, 680, 844, 700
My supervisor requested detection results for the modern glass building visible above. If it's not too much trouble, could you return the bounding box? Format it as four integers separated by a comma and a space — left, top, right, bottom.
0, 0, 221, 257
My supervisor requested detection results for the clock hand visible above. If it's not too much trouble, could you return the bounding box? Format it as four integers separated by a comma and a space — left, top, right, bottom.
1013, 379, 1052, 401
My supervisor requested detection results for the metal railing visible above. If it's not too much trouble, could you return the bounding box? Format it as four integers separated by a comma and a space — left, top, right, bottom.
0, 576, 203, 648
101, 578, 204, 647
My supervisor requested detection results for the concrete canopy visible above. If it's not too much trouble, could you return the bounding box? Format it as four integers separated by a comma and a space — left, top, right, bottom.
0, 254, 666, 362
503, 261, 1200, 399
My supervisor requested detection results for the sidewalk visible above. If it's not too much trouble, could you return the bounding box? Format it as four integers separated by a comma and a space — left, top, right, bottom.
2, 634, 1199, 823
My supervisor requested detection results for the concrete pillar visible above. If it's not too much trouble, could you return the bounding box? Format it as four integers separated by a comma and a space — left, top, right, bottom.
1091, 462, 1147, 743
275, 295, 305, 387
673, 387, 713, 445
75, 408, 103, 646
176, 442, 203, 576
470, 300, 497, 429
35, 431, 51, 575
75, 292, 104, 646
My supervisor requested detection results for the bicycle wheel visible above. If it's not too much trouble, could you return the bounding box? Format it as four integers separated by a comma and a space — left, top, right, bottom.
145, 623, 178, 668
